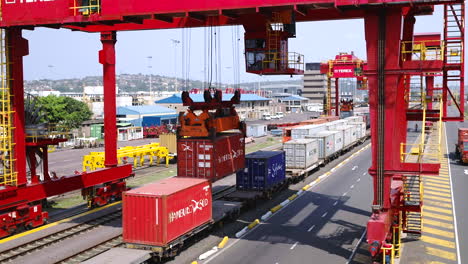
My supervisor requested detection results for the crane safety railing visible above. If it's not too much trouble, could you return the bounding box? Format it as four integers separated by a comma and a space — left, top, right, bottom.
82, 143, 172, 171
401, 40, 445, 62
400, 95, 443, 163
262, 52, 304, 72
70, 0, 101, 16
0, 29, 17, 187
381, 244, 395, 264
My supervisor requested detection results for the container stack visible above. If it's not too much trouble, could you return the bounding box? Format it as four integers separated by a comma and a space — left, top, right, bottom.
177, 133, 245, 182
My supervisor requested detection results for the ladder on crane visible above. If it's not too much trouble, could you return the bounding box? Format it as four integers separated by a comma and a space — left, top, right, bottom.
264, 12, 283, 71
443, 2, 465, 120
0, 29, 17, 188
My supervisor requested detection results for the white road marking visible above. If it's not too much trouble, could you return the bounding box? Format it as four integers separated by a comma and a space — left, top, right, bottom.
362, 172, 367, 176
307, 225, 315, 232
445, 124, 461, 264
342, 192, 348, 196
357, 178, 361, 182
203, 143, 372, 264
464, 169, 468, 175
352, 166, 358, 171
333, 201, 338, 206
321, 212, 328, 218
346, 229, 367, 264
350, 185, 355, 189
290, 242, 299, 250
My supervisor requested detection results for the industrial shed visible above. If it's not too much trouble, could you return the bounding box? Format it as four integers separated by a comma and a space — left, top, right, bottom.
117, 105, 178, 127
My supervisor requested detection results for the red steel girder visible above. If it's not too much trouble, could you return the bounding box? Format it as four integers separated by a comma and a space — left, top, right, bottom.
100, 31, 118, 167
0, 165, 132, 211
364, 8, 409, 258
8, 28, 28, 186
0, 0, 446, 29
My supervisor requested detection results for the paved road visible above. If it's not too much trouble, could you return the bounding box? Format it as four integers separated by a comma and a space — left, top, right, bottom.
445, 106, 466, 263
204, 147, 372, 264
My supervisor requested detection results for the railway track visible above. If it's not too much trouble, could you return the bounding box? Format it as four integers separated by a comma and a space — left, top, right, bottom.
0, 211, 122, 263
58, 235, 123, 264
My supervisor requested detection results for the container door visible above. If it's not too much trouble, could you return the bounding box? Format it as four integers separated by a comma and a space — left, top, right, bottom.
178, 140, 197, 177
197, 142, 213, 180
252, 159, 267, 190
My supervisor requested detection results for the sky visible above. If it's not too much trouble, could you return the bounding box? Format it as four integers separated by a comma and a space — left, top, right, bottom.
21, 6, 457, 84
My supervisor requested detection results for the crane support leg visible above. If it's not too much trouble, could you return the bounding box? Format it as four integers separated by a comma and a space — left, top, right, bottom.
335, 78, 339, 117
8, 28, 28, 186
99, 31, 118, 167
364, 8, 408, 261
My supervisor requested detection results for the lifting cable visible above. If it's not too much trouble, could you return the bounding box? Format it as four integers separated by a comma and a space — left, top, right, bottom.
231, 25, 241, 89
181, 27, 192, 91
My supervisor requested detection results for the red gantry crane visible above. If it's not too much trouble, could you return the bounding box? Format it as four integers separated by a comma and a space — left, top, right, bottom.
0, 0, 464, 263
320, 52, 368, 117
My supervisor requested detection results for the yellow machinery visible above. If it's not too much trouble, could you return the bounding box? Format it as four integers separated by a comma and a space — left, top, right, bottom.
82, 143, 172, 172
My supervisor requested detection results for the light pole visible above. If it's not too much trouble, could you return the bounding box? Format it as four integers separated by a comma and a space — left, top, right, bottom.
170, 39, 180, 92
147, 56, 153, 96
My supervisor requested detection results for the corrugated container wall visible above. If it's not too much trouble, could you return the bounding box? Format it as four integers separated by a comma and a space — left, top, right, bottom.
333, 125, 354, 147
307, 131, 342, 160
159, 133, 177, 154
123, 178, 212, 247
246, 124, 267, 138
236, 151, 286, 191
291, 124, 326, 140
348, 122, 366, 140
177, 133, 245, 181
283, 139, 319, 169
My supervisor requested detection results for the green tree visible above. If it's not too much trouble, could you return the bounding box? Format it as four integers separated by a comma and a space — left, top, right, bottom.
36, 95, 93, 129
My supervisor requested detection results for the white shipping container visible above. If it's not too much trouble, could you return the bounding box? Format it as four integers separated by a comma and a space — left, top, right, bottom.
332, 125, 353, 148
345, 116, 365, 123
247, 124, 267, 138
325, 120, 349, 131
283, 139, 319, 169
348, 122, 366, 141
291, 124, 326, 140
307, 130, 343, 160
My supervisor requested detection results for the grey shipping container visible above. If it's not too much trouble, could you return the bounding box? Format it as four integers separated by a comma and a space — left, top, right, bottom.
307, 130, 343, 160
283, 138, 319, 169
291, 124, 326, 140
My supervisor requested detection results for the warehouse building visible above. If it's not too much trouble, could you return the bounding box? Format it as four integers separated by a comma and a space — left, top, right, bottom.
117, 105, 178, 127
279, 95, 309, 113
155, 93, 277, 120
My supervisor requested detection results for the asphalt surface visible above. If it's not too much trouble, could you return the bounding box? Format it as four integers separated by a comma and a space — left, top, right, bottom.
445, 106, 466, 263
204, 147, 372, 264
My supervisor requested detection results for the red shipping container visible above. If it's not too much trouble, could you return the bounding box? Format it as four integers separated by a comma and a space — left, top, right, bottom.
123, 178, 212, 246
177, 133, 245, 181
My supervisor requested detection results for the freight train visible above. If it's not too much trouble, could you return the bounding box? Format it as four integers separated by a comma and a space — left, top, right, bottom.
121, 113, 370, 261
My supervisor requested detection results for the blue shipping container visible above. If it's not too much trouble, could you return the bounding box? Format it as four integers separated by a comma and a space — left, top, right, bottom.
236, 151, 286, 191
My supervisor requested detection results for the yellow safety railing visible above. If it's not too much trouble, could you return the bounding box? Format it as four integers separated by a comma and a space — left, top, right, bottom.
262, 52, 304, 72
70, 0, 101, 16
0, 29, 17, 187
401, 40, 444, 62
392, 211, 402, 258
381, 244, 395, 264
82, 142, 172, 172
